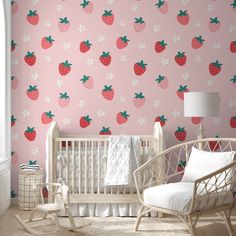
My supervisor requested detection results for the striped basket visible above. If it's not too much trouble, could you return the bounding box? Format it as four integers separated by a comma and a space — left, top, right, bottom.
18, 170, 43, 210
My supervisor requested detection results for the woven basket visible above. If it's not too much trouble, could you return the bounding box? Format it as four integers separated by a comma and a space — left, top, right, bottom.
18, 170, 43, 210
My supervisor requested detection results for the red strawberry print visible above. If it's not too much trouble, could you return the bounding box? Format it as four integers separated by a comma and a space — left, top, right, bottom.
11, 115, 17, 127
155, 115, 167, 127
155, 40, 167, 53
24, 127, 36, 141
230, 41, 236, 53
133, 92, 145, 108
116, 36, 130, 49
80, 40, 92, 53
231, 0, 236, 11
191, 36, 205, 49
80, 0, 94, 14
230, 75, 236, 87
209, 17, 221, 32
41, 111, 54, 124
102, 10, 114, 25
58, 17, 70, 32
177, 85, 189, 100
209, 60, 222, 76
191, 117, 201, 125
155, 0, 169, 14
11, 76, 18, 89
133, 17, 145, 32
230, 116, 236, 128
24, 52, 36, 66
177, 160, 186, 174
209, 136, 220, 151
102, 85, 114, 100
41, 36, 55, 49
155, 75, 168, 89
27, 85, 39, 100
134, 60, 147, 76
11, 1, 18, 14
11, 40, 17, 52
11, 151, 19, 165
116, 111, 130, 125
80, 115, 92, 128
177, 10, 189, 25
175, 127, 186, 141
99, 127, 111, 135
26, 10, 39, 25
99, 52, 112, 66
80, 75, 93, 89
175, 52, 186, 66
58, 92, 70, 107
58, 60, 72, 76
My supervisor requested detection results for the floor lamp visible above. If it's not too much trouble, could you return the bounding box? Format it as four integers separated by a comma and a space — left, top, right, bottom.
184, 92, 220, 140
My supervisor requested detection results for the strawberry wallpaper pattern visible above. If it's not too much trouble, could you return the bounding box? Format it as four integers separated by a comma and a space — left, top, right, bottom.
11, 0, 236, 193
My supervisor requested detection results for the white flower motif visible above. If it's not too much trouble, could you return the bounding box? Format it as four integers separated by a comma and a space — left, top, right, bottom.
31, 0, 39, 5
22, 34, 30, 42
212, 117, 221, 125
106, 0, 114, 5
161, 58, 169, 66
97, 34, 106, 42
77, 25, 86, 32
120, 55, 127, 62
106, 73, 114, 81
57, 79, 64, 87
44, 96, 51, 102
86, 58, 94, 66
63, 117, 71, 125
213, 42, 221, 50
207, 79, 214, 87
181, 72, 189, 81
194, 21, 201, 27
228, 24, 236, 33
57, 4, 64, 12
45, 56, 52, 62
31, 73, 39, 81
78, 100, 86, 108
97, 110, 105, 118
62, 42, 71, 50
207, 4, 214, 12
120, 96, 126, 103
132, 80, 139, 87
11, 58, 18, 66
12, 133, 19, 141
22, 109, 30, 117
132, 4, 139, 12
195, 55, 202, 62
137, 42, 146, 50
228, 100, 236, 108
153, 24, 161, 32
31, 148, 39, 156
153, 99, 161, 108
172, 110, 181, 117
120, 21, 126, 27
172, 34, 181, 42
45, 21, 51, 27
181, 0, 189, 5
138, 117, 146, 125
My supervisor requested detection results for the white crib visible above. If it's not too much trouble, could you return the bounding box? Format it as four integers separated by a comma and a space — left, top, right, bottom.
46, 122, 164, 216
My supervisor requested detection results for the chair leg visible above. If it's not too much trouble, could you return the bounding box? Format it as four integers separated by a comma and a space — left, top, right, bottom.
186, 215, 196, 236
222, 209, 234, 236
134, 205, 152, 231
66, 207, 76, 229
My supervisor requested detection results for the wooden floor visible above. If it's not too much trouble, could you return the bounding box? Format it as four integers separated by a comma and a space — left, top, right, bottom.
1, 206, 236, 235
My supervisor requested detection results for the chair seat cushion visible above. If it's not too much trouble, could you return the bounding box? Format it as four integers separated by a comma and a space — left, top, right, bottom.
143, 182, 233, 213
36, 203, 61, 213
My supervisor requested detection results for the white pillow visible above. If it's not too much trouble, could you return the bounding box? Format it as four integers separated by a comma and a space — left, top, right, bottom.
182, 147, 235, 184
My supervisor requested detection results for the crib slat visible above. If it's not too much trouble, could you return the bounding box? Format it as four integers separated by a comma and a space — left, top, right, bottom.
97, 142, 100, 194
85, 141, 88, 194
72, 141, 75, 194
104, 141, 107, 194
91, 141, 94, 194
78, 141, 81, 194
66, 142, 69, 186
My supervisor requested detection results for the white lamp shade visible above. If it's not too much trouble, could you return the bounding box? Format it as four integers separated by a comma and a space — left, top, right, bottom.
184, 92, 220, 117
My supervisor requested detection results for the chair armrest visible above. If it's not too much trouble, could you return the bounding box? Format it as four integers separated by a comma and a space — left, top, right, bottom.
188, 161, 236, 213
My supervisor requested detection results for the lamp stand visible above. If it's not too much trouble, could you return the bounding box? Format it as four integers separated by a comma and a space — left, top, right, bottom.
198, 117, 205, 140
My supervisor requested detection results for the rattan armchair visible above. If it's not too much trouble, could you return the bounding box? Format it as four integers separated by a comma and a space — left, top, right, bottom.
134, 138, 236, 236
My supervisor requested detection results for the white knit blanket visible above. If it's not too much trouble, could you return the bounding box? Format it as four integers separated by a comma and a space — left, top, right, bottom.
104, 136, 140, 186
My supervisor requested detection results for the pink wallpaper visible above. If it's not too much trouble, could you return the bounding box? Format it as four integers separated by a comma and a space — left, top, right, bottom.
11, 0, 236, 194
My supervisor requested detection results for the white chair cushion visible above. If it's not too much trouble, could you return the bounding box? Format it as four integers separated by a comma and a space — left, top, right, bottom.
182, 147, 235, 184
143, 182, 233, 213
